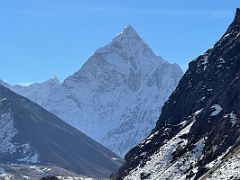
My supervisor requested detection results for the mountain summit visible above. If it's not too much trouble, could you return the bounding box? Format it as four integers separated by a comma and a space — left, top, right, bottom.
114, 25, 141, 41
2, 25, 183, 157
116, 9, 240, 179
96, 25, 158, 62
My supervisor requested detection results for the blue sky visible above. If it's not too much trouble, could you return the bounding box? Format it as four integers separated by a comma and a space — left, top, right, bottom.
0, 0, 239, 85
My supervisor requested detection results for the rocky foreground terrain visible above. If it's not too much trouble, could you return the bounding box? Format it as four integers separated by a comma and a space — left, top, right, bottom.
115, 8, 240, 180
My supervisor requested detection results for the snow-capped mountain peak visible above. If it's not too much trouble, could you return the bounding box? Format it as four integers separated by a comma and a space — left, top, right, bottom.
117, 25, 140, 39
15, 76, 60, 88
110, 25, 142, 46
3, 26, 183, 157
96, 25, 156, 61
10, 77, 61, 106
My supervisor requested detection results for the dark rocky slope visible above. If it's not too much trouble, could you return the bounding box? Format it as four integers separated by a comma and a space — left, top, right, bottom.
116, 8, 240, 180
0, 85, 122, 178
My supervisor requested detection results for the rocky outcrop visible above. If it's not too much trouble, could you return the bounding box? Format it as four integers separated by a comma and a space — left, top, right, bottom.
116, 8, 240, 180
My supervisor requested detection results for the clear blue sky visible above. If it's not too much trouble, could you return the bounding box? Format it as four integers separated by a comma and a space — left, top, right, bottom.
0, 0, 239, 85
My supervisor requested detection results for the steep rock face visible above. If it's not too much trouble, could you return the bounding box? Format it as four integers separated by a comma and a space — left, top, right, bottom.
116, 9, 240, 179
0, 85, 122, 178
3, 25, 183, 157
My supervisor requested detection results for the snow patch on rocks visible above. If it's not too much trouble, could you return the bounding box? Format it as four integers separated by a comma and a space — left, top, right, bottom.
205, 146, 232, 169
17, 153, 40, 164
124, 121, 197, 180
0, 112, 18, 154
230, 112, 238, 124
210, 104, 223, 116
205, 152, 240, 180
